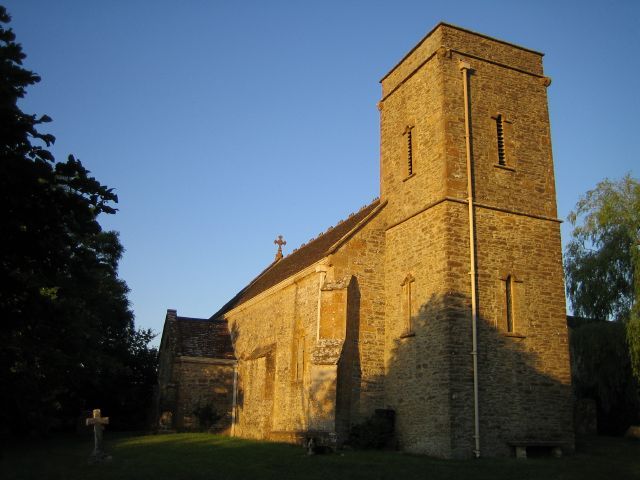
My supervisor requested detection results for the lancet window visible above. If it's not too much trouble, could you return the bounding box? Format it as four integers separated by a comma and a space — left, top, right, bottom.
401, 274, 415, 336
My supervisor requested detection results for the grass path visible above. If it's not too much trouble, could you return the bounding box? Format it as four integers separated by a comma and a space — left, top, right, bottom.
1, 433, 638, 480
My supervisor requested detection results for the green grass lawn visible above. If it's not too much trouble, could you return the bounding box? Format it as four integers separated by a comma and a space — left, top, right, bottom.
1, 433, 638, 480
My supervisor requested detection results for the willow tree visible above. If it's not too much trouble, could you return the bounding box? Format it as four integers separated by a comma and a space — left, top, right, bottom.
565, 175, 640, 433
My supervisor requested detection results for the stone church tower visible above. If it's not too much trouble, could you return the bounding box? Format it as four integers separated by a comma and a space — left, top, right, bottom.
380, 24, 572, 458
157, 23, 574, 458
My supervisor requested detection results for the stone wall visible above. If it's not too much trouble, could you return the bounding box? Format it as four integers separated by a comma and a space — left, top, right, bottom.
228, 270, 318, 439
331, 211, 386, 430
173, 357, 235, 432
383, 202, 455, 457
440, 27, 572, 457
439, 32, 555, 215
157, 316, 178, 425
226, 210, 386, 443
379, 35, 446, 228
156, 311, 236, 433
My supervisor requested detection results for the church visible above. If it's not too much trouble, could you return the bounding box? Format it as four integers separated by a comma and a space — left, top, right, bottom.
157, 23, 574, 458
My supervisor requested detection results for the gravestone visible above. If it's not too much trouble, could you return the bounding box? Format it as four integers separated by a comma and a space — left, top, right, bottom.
86, 409, 111, 463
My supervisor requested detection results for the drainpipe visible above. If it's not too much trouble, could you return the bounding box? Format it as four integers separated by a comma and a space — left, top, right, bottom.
459, 59, 481, 458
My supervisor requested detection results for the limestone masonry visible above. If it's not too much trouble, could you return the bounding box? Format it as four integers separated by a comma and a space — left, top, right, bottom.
157, 23, 574, 458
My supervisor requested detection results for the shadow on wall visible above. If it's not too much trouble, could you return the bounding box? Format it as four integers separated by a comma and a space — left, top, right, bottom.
381, 291, 574, 458
228, 320, 244, 426
336, 276, 362, 436
228, 287, 573, 458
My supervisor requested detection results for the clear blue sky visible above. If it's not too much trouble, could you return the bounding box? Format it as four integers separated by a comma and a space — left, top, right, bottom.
5, 1, 638, 345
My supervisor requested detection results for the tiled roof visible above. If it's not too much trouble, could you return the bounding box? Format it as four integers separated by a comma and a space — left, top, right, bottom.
174, 316, 235, 359
211, 198, 384, 319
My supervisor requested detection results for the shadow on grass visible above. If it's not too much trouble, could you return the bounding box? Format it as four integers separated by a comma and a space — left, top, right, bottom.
1, 433, 639, 480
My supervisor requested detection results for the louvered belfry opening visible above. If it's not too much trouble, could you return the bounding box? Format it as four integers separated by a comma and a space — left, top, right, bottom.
404, 125, 414, 177
496, 114, 506, 166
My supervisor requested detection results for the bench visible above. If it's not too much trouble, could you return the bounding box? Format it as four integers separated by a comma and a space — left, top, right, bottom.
507, 440, 567, 459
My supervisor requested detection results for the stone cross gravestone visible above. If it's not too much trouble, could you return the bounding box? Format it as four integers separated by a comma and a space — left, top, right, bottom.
86, 409, 111, 462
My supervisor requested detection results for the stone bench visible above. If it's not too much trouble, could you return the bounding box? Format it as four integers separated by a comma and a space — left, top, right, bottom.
507, 440, 567, 459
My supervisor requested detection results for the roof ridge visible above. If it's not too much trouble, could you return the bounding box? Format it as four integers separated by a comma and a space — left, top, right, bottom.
177, 315, 227, 323
325, 198, 386, 255
210, 197, 382, 319
209, 258, 280, 320
287, 198, 380, 256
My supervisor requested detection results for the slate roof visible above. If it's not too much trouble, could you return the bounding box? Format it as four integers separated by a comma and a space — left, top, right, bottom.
211, 198, 384, 319
173, 316, 235, 359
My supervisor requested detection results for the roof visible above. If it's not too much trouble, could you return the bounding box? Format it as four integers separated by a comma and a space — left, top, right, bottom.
211, 198, 384, 319
173, 315, 235, 359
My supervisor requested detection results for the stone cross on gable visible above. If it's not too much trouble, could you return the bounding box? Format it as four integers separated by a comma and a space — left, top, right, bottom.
274, 235, 286, 261
86, 409, 110, 461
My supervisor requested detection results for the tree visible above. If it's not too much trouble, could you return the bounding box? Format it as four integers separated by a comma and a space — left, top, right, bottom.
565, 175, 639, 320
565, 174, 640, 380
565, 175, 640, 433
0, 6, 156, 439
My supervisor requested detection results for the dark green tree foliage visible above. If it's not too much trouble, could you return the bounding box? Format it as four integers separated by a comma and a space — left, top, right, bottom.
0, 7, 156, 438
570, 320, 639, 434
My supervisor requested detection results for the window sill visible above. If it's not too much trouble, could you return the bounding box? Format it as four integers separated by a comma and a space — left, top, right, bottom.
402, 173, 416, 182
399, 331, 416, 338
494, 164, 516, 172
503, 332, 526, 339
